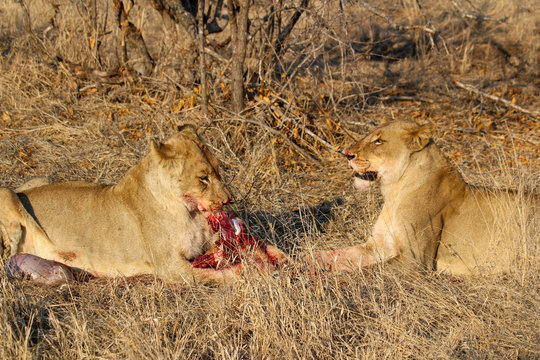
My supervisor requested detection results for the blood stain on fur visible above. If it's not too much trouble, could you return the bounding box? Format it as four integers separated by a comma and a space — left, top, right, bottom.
57, 251, 77, 262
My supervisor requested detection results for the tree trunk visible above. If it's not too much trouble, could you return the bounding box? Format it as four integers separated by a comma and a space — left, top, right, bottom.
228, 0, 250, 113
198, 0, 208, 117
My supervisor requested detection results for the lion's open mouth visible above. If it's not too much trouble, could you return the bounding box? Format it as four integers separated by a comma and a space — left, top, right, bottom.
354, 171, 378, 181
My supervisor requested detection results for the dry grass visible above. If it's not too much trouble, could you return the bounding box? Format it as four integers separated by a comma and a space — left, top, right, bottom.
2, 267, 539, 359
1, 0, 539, 358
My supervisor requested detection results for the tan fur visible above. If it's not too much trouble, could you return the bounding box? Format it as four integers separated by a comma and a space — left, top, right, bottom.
315, 120, 536, 275
0, 128, 233, 283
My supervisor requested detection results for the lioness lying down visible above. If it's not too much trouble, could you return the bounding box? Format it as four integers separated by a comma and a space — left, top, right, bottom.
0, 127, 283, 284
313, 120, 536, 275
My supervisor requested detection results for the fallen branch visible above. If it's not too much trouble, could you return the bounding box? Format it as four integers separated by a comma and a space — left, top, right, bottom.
453, 80, 539, 118
452, 1, 508, 23
378, 95, 434, 104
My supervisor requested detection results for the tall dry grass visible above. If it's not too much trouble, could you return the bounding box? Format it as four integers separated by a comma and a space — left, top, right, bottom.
1, 0, 539, 358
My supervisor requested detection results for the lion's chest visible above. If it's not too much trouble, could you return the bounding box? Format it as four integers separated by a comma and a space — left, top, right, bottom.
371, 204, 399, 254
165, 213, 217, 261
371, 185, 417, 257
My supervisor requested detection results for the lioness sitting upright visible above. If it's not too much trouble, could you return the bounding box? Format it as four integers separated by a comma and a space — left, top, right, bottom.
314, 120, 536, 275
0, 127, 238, 283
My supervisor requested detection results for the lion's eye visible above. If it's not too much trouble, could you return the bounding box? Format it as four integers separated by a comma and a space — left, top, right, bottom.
373, 138, 384, 145
199, 175, 210, 184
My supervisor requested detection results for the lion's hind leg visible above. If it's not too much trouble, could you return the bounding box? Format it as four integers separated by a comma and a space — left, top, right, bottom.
0, 221, 23, 259
0, 188, 27, 259
0, 188, 50, 260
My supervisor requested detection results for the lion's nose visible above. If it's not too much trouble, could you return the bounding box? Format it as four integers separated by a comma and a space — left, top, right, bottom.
222, 197, 232, 205
344, 151, 356, 160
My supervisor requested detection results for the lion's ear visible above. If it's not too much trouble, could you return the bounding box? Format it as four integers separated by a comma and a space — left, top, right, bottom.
151, 140, 176, 160
177, 123, 198, 134
176, 124, 205, 147
408, 123, 434, 151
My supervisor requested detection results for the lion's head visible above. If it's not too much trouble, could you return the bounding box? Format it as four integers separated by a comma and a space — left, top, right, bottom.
345, 121, 434, 191
150, 128, 231, 214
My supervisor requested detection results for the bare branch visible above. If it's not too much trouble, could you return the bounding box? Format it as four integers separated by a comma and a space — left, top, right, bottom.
275, 0, 309, 55
211, 112, 324, 168
114, 0, 154, 76
453, 80, 539, 118
268, 96, 336, 152
204, 47, 227, 62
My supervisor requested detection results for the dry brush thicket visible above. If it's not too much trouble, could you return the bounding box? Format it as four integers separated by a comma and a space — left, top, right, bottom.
0, 0, 539, 358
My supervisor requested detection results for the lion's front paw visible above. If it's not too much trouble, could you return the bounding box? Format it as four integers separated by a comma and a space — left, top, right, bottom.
303, 249, 361, 273
302, 250, 337, 272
